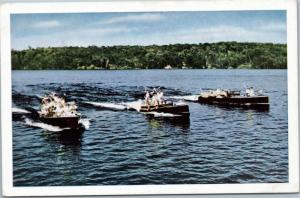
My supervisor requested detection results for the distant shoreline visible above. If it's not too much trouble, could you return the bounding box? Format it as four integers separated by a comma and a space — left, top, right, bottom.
11, 42, 287, 70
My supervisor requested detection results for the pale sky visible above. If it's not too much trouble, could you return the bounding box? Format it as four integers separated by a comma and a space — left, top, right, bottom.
11, 10, 286, 50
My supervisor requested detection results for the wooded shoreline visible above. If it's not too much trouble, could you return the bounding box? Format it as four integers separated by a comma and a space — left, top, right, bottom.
12, 42, 287, 70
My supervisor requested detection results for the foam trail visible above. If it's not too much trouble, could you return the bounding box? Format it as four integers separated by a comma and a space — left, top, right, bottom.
36, 94, 43, 99
123, 100, 143, 112
79, 118, 90, 129
24, 118, 67, 132
12, 107, 31, 114
144, 112, 181, 118
174, 100, 188, 106
168, 95, 199, 102
85, 102, 126, 110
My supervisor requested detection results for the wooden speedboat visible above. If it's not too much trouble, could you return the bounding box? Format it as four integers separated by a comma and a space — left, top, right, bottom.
140, 102, 190, 118
198, 90, 269, 111
38, 93, 83, 131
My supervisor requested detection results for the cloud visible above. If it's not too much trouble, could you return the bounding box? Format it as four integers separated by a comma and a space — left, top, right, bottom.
12, 23, 286, 50
12, 17, 286, 50
98, 13, 164, 25
259, 22, 286, 31
32, 20, 61, 28
178, 26, 251, 41
12, 26, 138, 50
163, 24, 286, 44
83, 27, 135, 35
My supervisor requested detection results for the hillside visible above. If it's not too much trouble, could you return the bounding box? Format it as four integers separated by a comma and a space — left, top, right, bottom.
11, 42, 287, 70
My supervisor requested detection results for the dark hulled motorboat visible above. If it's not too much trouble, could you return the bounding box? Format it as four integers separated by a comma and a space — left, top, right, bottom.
198, 95, 269, 110
39, 93, 84, 132
140, 89, 190, 120
198, 89, 270, 111
140, 102, 190, 118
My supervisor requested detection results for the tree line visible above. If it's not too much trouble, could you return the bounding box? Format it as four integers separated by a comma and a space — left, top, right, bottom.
11, 42, 287, 70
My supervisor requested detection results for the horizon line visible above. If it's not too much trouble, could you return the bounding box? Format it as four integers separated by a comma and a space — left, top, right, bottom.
12, 41, 287, 51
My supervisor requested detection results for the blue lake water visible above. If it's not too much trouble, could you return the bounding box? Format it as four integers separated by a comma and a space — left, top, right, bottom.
12, 69, 288, 186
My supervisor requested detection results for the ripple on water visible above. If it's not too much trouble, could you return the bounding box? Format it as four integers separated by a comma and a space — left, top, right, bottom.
12, 70, 288, 186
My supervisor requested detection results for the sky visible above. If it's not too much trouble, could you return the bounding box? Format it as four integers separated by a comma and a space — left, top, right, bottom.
11, 11, 286, 50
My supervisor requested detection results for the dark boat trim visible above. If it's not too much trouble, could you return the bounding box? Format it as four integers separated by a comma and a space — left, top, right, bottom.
39, 116, 80, 129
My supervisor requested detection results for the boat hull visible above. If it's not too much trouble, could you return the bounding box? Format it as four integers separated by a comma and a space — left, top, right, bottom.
39, 116, 80, 129
140, 104, 190, 118
198, 96, 269, 110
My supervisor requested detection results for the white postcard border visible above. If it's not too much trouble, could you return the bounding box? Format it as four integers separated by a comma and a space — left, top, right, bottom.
1, 0, 299, 196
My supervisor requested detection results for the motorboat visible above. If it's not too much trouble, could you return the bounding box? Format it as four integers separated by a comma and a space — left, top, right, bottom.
140, 101, 190, 118
39, 93, 82, 130
198, 88, 269, 111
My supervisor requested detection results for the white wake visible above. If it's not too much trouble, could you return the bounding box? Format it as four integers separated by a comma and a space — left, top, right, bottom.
12, 107, 31, 114
79, 118, 90, 129
122, 100, 143, 112
143, 112, 181, 118
24, 118, 69, 132
85, 102, 127, 110
85, 100, 144, 112
168, 95, 199, 102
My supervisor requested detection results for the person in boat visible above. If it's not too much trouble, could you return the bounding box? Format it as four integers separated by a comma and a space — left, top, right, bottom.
56, 102, 65, 117
215, 89, 228, 98
42, 96, 49, 105
40, 93, 81, 118
41, 97, 50, 116
42, 95, 55, 116
145, 91, 151, 111
157, 90, 165, 105
223, 90, 229, 98
154, 88, 162, 108
69, 102, 78, 116
46, 105, 55, 117
152, 92, 159, 109
58, 96, 66, 108
246, 87, 255, 97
